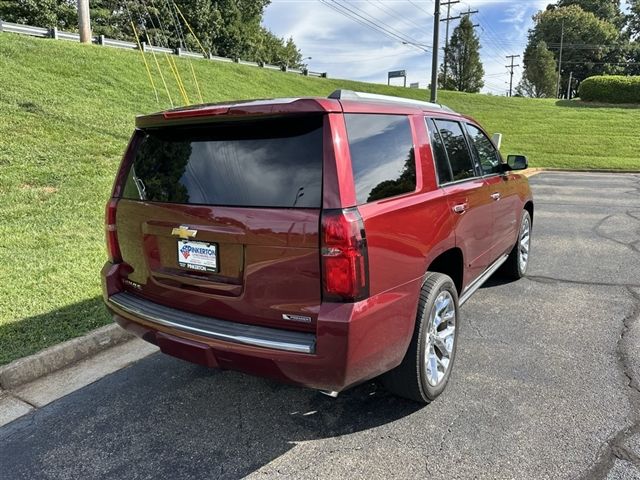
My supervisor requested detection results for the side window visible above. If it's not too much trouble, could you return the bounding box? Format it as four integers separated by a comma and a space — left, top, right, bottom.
434, 120, 477, 182
426, 118, 453, 185
466, 124, 501, 175
345, 114, 416, 204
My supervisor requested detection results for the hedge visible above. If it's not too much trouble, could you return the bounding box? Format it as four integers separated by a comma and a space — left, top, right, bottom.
578, 75, 640, 104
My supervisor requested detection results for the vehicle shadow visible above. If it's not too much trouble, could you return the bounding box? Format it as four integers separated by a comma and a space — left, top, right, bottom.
478, 273, 519, 290
1, 350, 424, 479
0, 296, 111, 366
555, 99, 640, 109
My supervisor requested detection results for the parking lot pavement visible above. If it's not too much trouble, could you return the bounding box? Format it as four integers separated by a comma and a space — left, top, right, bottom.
1, 172, 639, 480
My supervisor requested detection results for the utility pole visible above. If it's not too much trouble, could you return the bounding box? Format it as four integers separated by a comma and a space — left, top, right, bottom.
505, 54, 520, 97
555, 18, 565, 99
566, 71, 573, 99
440, 0, 460, 88
77, 0, 91, 44
430, 0, 441, 102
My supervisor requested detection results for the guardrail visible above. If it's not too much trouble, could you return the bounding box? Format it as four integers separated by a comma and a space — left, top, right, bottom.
0, 19, 328, 78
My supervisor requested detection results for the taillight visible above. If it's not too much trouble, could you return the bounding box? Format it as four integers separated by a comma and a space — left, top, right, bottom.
105, 198, 122, 263
321, 208, 370, 302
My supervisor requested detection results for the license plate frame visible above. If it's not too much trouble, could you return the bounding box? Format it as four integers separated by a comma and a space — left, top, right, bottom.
177, 240, 219, 273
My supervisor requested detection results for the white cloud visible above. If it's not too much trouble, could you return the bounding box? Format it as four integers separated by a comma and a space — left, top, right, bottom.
263, 0, 549, 94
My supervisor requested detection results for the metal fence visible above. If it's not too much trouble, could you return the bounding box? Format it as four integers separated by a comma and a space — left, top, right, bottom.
0, 20, 328, 78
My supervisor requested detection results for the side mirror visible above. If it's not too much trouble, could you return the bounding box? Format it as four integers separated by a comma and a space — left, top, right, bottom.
506, 154, 528, 171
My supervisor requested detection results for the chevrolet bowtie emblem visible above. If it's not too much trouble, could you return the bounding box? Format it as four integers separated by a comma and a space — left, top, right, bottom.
171, 225, 197, 239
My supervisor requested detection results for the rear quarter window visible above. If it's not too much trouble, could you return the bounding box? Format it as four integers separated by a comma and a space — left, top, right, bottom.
344, 114, 416, 204
121, 116, 323, 208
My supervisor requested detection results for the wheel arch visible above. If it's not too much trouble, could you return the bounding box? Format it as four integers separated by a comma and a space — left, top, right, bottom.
425, 247, 464, 295
524, 200, 534, 224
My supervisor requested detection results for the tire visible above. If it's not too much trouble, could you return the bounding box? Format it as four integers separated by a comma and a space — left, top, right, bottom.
502, 209, 532, 279
380, 272, 460, 404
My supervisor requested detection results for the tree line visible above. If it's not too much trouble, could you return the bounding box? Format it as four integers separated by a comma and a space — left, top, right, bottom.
519, 0, 640, 98
0, 0, 305, 68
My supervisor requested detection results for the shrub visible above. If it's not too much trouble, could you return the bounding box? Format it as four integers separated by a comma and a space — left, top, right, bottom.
578, 76, 640, 104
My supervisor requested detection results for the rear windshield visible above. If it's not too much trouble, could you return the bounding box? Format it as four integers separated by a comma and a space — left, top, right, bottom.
121, 116, 323, 208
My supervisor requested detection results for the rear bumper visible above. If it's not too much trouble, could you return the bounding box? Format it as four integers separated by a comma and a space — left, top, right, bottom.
102, 262, 419, 392
109, 292, 316, 354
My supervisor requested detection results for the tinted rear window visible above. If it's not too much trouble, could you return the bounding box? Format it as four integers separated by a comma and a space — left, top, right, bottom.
344, 114, 416, 204
121, 116, 323, 208
434, 120, 476, 182
426, 118, 453, 185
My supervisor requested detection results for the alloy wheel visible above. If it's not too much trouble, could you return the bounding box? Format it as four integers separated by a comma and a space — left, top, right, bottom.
519, 215, 531, 272
424, 291, 456, 387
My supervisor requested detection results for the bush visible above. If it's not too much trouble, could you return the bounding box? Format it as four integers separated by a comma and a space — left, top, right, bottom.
578, 75, 640, 104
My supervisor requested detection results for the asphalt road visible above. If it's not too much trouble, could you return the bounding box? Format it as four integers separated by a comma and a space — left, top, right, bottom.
1, 172, 639, 480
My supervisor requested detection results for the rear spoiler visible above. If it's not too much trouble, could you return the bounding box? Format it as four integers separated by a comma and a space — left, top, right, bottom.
136, 98, 341, 128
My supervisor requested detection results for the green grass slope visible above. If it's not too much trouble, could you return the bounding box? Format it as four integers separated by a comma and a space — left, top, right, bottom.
0, 32, 638, 364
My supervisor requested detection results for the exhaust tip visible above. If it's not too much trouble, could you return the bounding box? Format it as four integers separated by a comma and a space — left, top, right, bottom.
319, 390, 339, 398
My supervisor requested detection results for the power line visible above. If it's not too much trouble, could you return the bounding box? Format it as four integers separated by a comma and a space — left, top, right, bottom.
406, 0, 434, 16
333, 0, 429, 46
318, 0, 430, 52
368, 0, 425, 32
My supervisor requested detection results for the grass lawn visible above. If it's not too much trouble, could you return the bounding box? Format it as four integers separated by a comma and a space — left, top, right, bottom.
1, 32, 639, 365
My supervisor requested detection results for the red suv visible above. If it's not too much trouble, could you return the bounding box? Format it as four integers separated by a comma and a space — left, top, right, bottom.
102, 90, 533, 403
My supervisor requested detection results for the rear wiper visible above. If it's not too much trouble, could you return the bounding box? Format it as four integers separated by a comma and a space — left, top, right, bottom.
292, 187, 304, 207
133, 175, 147, 201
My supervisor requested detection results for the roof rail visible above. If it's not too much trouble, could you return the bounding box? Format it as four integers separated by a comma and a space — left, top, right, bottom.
328, 89, 455, 113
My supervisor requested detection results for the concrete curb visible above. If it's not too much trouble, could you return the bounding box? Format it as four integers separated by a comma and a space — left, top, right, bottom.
542, 168, 640, 174
521, 168, 544, 177
0, 323, 133, 390
522, 168, 640, 176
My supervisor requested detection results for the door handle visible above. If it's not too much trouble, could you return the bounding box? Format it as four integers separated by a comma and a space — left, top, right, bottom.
490, 192, 501, 201
452, 203, 469, 214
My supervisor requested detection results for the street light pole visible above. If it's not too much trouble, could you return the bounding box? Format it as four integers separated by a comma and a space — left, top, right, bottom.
430, 0, 441, 102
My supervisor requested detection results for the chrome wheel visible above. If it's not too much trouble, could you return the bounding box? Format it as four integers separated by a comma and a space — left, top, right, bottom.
425, 291, 456, 387
519, 215, 531, 272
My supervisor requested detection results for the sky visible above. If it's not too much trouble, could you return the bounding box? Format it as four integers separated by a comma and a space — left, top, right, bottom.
262, 0, 556, 95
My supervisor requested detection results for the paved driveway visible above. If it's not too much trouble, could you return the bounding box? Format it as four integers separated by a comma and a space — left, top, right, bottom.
1, 172, 639, 480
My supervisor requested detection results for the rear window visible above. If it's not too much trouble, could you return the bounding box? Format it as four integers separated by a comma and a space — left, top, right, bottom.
121, 116, 323, 208
344, 114, 416, 204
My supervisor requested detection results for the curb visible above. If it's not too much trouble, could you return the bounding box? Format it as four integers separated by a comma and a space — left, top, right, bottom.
521, 168, 544, 177
0, 323, 133, 390
523, 168, 640, 176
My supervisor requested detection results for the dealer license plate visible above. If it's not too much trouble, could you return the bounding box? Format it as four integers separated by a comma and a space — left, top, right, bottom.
177, 240, 218, 273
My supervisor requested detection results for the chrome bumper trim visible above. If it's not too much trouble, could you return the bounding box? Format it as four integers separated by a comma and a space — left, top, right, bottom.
108, 292, 316, 354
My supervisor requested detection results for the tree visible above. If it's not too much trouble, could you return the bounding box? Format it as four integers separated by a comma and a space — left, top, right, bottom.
525, 5, 621, 95
0, 0, 76, 30
0, 0, 306, 68
553, 0, 625, 26
629, 0, 640, 40
626, 41, 640, 75
519, 41, 557, 97
439, 16, 484, 93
